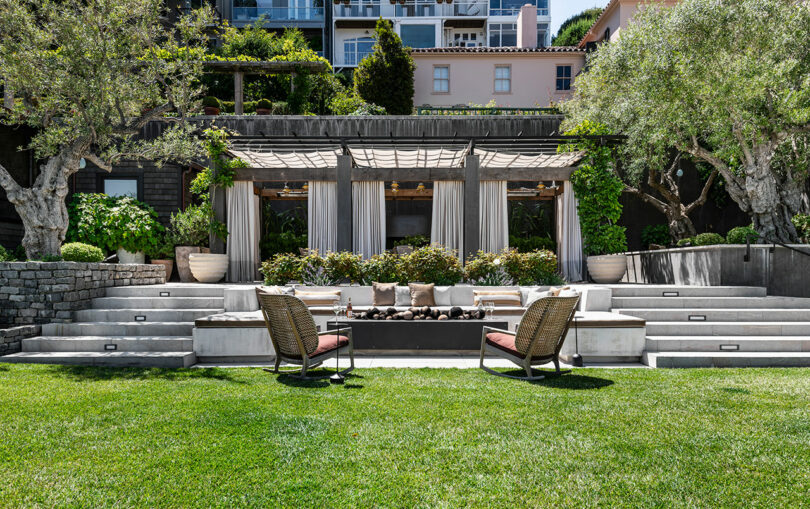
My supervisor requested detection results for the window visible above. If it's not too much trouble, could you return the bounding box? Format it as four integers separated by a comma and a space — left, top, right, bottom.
489, 0, 548, 16
603, 27, 611, 41
453, 32, 480, 48
489, 23, 516, 47
98, 176, 142, 199
556, 65, 572, 91
400, 25, 436, 48
344, 37, 375, 66
494, 65, 511, 93
537, 22, 549, 47
433, 66, 449, 93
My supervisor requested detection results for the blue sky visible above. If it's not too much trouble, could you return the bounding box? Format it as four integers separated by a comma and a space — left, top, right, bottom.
550, 0, 611, 38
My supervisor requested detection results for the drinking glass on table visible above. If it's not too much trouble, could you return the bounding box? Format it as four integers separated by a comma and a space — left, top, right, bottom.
332, 301, 341, 324
485, 301, 495, 320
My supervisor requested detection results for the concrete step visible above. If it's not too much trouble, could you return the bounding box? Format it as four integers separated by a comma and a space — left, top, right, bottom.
609, 285, 767, 298
0, 351, 196, 368
645, 335, 810, 352
646, 321, 810, 337
611, 296, 810, 309
75, 308, 222, 322
615, 308, 810, 322
643, 351, 810, 368
105, 284, 225, 298
41, 321, 194, 337
91, 297, 224, 309
22, 336, 193, 353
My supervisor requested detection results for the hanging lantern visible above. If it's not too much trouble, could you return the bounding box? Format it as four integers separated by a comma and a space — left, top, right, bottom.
391, 181, 400, 194
416, 182, 426, 193
282, 182, 291, 195
536, 182, 546, 191
302, 182, 309, 192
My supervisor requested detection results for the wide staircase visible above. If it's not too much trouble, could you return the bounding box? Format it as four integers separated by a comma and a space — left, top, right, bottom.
612, 285, 810, 368
2, 284, 224, 368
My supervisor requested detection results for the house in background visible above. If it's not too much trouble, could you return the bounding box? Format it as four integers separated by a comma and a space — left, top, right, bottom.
578, 0, 678, 48
411, 5, 584, 107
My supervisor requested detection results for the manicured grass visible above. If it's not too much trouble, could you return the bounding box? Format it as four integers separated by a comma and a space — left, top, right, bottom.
0, 365, 808, 507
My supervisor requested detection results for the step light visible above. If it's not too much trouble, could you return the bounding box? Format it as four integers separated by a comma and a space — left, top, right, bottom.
719, 344, 739, 351
159, 291, 171, 297
688, 315, 706, 321
104, 344, 117, 351
662, 291, 680, 297
135, 315, 146, 321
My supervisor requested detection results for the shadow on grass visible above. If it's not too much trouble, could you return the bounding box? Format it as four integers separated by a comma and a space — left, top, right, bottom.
276, 371, 365, 389
46, 365, 246, 383
495, 369, 615, 390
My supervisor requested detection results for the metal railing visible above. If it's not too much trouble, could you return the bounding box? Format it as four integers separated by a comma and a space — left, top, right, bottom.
231, 5, 325, 21
333, 1, 381, 17
415, 106, 560, 116
395, 0, 437, 17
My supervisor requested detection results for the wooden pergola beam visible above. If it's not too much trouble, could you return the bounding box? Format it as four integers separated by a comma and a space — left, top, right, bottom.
234, 167, 575, 182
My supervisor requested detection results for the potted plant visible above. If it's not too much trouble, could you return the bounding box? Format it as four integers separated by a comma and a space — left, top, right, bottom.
148, 232, 176, 281
169, 201, 229, 283
255, 98, 273, 115
202, 96, 221, 115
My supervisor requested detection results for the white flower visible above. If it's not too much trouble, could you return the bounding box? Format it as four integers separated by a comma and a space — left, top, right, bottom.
493, 258, 501, 266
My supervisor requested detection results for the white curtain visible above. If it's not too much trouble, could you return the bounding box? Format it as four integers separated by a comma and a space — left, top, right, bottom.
556, 180, 584, 282
226, 181, 260, 282
479, 180, 508, 253
431, 181, 465, 258
352, 181, 386, 258
308, 181, 337, 254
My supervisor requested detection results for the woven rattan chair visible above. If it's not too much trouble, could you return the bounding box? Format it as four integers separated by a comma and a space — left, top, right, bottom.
479, 295, 580, 381
255, 289, 354, 379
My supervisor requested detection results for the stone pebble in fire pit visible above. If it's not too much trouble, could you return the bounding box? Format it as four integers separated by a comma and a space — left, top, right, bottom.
355, 306, 485, 321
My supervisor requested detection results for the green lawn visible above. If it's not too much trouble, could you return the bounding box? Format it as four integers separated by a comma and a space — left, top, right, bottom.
0, 365, 808, 507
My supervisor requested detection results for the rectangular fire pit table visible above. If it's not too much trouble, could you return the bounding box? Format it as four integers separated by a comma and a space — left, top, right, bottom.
327, 319, 509, 351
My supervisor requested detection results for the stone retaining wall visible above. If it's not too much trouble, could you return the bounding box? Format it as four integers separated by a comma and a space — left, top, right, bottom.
0, 325, 39, 355
0, 262, 165, 327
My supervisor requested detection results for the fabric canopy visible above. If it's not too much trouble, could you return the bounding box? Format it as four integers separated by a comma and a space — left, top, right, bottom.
352, 181, 386, 259
226, 181, 260, 282
479, 180, 508, 253
556, 181, 584, 281
308, 181, 337, 254
431, 181, 465, 258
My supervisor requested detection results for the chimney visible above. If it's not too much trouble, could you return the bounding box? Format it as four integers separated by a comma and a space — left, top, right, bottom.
516, 4, 538, 48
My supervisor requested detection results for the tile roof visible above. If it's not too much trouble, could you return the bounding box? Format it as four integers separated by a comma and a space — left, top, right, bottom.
409, 46, 585, 54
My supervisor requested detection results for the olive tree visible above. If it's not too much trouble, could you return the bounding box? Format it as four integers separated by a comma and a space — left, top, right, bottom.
0, 0, 214, 259
562, 0, 810, 242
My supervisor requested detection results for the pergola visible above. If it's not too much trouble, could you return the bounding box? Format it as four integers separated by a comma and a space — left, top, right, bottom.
221, 134, 620, 267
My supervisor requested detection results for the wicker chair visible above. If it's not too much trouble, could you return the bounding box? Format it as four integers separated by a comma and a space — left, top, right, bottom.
255, 289, 354, 379
479, 295, 580, 381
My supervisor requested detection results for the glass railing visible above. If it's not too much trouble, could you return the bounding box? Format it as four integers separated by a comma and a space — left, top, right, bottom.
447, 0, 487, 16
231, 6, 325, 22
395, 1, 436, 17
490, 6, 548, 16
333, 1, 381, 17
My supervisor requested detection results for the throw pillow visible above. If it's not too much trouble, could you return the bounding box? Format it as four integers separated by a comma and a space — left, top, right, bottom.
524, 289, 552, 307
473, 289, 522, 307
295, 289, 341, 306
257, 285, 292, 295
394, 286, 411, 307
409, 283, 436, 307
372, 282, 397, 306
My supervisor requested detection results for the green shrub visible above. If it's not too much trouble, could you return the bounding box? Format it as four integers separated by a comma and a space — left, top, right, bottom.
202, 96, 221, 108
641, 224, 671, 248
260, 253, 302, 285
323, 251, 364, 284
354, 18, 413, 115
509, 235, 556, 253
792, 214, 810, 242
299, 252, 333, 285
272, 101, 290, 115
147, 232, 176, 260
726, 225, 759, 244
260, 232, 307, 259
67, 193, 164, 254
361, 252, 403, 284
0, 245, 12, 262
676, 237, 694, 247
693, 232, 725, 246
519, 249, 561, 285
61, 242, 105, 262
466, 248, 560, 285
256, 98, 273, 110
399, 246, 463, 286
169, 202, 220, 247
393, 235, 429, 248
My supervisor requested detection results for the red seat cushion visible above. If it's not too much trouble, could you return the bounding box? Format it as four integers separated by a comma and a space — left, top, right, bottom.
312, 334, 349, 357
486, 332, 551, 361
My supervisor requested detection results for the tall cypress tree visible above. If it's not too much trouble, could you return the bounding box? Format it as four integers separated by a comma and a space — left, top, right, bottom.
354, 18, 415, 115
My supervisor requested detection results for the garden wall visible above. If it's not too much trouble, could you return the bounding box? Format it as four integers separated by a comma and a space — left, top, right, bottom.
622, 245, 810, 298
0, 325, 39, 356
0, 262, 165, 328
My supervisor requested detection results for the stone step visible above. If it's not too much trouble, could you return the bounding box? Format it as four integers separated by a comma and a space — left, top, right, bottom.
609, 285, 767, 298
91, 297, 224, 309
611, 296, 810, 309
75, 308, 222, 322
615, 308, 810, 322
22, 336, 193, 353
0, 351, 196, 368
41, 321, 194, 337
645, 321, 810, 337
643, 351, 810, 368
105, 284, 225, 298
645, 335, 810, 352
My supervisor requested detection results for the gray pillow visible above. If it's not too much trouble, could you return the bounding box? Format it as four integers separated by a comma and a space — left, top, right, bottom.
394, 286, 411, 307
372, 282, 396, 306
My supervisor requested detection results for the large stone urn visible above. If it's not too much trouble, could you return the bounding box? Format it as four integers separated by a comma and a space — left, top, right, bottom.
117, 248, 145, 264
586, 254, 628, 284
188, 253, 229, 283
175, 246, 201, 282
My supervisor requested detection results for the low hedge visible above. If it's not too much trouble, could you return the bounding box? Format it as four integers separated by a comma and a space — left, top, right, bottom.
726, 226, 758, 244
61, 242, 105, 263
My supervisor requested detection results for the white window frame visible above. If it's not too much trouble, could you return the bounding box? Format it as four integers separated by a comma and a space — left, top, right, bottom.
494, 65, 511, 94
432, 65, 450, 94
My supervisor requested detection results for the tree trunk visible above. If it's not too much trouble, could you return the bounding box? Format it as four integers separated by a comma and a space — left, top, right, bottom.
665, 209, 697, 241
738, 150, 802, 243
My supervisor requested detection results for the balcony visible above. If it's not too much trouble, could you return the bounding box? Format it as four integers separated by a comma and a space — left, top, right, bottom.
447, 0, 487, 17
333, 0, 381, 17
395, 0, 437, 17
231, 1, 325, 22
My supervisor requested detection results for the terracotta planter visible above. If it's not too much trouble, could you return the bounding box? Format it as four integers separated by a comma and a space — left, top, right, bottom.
117, 248, 145, 264
255, 108, 271, 115
203, 106, 220, 115
175, 246, 201, 282
151, 259, 174, 281
189, 253, 229, 283
586, 254, 628, 284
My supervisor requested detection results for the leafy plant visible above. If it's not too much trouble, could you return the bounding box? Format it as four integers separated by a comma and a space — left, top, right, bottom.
792, 214, 810, 243
551, 7, 603, 46
260, 232, 307, 259
60, 242, 104, 263
67, 193, 164, 254
299, 253, 335, 286
693, 233, 725, 246
509, 235, 556, 253
508, 201, 553, 238
641, 225, 672, 248
169, 202, 222, 248
354, 18, 414, 115
466, 248, 560, 285
323, 251, 364, 284
255, 98, 273, 110
676, 238, 694, 247
0, 245, 14, 262
202, 96, 221, 109
260, 253, 303, 285
361, 252, 403, 284
147, 232, 176, 260
393, 235, 429, 248
726, 226, 759, 244
399, 246, 463, 286
563, 121, 627, 256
